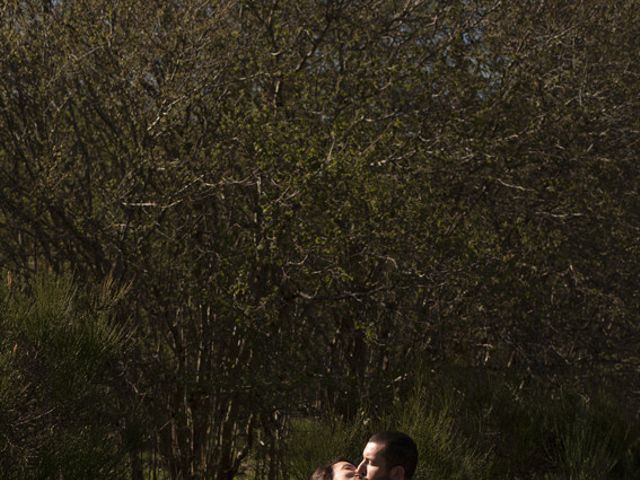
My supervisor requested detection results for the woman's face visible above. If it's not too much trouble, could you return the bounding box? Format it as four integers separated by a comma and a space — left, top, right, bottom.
332, 461, 357, 480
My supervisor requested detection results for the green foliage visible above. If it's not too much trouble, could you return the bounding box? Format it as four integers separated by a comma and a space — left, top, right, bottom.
549, 393, 640, 480
0, 274, 129, 479
0, 0, 638, 478
417, 373, 640, 480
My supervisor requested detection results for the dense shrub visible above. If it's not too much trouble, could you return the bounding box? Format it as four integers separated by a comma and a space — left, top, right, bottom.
0, 275, 129, 479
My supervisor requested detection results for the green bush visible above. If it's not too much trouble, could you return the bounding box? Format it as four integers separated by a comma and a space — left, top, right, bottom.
0, 274, 129, 479
440, 375, 640, 480
548, 392, 640, 480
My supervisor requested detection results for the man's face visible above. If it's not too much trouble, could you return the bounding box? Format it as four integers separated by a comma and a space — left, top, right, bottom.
356, 442, 391, 480
332, 461, 356, 480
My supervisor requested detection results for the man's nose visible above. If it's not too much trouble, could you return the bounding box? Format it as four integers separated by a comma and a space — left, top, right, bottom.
355, 461, 365, 476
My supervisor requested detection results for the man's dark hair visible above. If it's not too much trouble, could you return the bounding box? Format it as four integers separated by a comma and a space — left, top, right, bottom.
369, 431, 418, 479
310, 457, 352, 480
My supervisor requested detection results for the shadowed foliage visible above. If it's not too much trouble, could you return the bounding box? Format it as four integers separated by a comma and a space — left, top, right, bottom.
0, 0, 638, 478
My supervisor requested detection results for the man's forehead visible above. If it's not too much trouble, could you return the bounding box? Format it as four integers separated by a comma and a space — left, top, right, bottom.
363, 441, 385, 457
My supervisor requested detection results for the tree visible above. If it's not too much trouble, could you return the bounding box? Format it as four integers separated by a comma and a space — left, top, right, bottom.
0, 1, 638, 478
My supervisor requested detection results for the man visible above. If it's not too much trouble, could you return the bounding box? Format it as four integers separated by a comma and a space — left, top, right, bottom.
355, 431, 418, 480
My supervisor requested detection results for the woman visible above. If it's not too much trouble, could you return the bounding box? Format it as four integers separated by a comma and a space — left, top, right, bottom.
310, 457, 357, 480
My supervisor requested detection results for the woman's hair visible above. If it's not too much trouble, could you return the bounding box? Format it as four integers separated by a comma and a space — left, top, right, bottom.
310, 457, 353, 480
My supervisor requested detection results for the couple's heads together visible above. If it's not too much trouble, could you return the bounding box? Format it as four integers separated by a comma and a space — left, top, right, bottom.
312, 432, 418, 480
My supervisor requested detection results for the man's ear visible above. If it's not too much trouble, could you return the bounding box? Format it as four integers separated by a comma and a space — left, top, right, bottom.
389, 465, 405, 480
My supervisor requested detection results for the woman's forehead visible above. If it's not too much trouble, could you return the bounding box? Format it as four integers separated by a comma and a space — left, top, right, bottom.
333, 461, 355, 470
